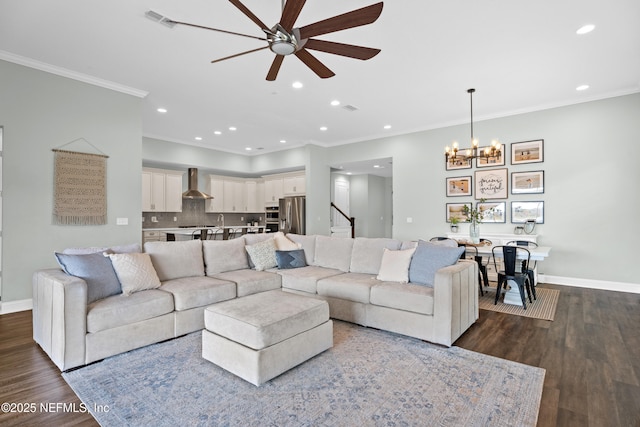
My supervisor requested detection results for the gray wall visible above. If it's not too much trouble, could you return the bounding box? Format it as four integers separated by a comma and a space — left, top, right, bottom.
322, 93, 640, 286
0, 60, 143, 303
1, 56, 638, 305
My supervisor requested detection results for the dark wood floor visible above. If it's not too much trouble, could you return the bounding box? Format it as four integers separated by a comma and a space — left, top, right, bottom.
1, 283, 639, 426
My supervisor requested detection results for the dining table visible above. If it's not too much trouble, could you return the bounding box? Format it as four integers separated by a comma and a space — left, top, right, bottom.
455, 240, 551, 307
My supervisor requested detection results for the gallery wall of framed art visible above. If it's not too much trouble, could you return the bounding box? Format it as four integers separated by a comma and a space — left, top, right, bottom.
445, 139, 546, 225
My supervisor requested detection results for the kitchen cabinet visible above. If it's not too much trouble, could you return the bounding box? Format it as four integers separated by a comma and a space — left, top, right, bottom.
245, 180, 259, 213
283, 174, 305, 196
205, 176, 224, 213
264, 177, 283, 205
142, 168, 184, 212
223, 179, 246, 212
142, 230, 167, 244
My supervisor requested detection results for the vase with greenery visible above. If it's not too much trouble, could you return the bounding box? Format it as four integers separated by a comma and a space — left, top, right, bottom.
463, 199, 487, 244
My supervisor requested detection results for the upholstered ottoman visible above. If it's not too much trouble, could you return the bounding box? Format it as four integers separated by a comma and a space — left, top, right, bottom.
202, 289, 333, 386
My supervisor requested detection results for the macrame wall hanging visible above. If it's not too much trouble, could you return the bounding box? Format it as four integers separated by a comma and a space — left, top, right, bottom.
52, 138, 108, 225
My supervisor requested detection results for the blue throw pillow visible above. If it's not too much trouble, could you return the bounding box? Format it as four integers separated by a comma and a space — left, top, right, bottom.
55, 252, 122, 303
408, 241, 465, 286
275, 249, 307, 269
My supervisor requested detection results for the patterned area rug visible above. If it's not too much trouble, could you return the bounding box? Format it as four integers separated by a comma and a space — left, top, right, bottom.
480, 286, 560, 321
63, 321, 545, 426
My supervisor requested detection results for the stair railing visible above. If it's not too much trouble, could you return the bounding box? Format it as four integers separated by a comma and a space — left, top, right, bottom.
330, 202, 355, 238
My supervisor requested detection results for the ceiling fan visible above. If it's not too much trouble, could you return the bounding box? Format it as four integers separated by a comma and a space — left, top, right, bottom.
168, 0, 383, 81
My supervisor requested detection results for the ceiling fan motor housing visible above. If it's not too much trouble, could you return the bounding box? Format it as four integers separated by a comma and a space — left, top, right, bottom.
267, 24, 298, 55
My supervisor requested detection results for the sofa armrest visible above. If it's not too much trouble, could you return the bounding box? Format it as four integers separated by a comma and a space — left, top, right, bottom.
32, 269, 88, 371
431, 259, 478, 346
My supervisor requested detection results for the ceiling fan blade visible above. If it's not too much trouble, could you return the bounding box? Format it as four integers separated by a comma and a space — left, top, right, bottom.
171, 20, 267, 41
228, 0, 270, 30
211, 46, 269, 64
266, 55, 285, 81
295, 48, 335, 79
304, 39, 380, 60
279, 0, 306, 32
298, 2, 383, 39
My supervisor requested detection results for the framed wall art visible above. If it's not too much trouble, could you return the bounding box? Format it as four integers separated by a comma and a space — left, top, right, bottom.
512, 170, 544, 194
477, 201, 506, 223
446, 176, 472, 197
511, 139, 544, 164
474, 168, 508, 199
446, 203, 472, 222
475, 145, 505, 168
445, 157, 472, 171
511, 201, 544, 223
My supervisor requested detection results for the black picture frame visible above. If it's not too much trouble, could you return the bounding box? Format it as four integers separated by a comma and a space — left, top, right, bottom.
511, 170, 544, 194
511, 139, 544, 165
511, 201, 544, 224
446, 176, 472, 197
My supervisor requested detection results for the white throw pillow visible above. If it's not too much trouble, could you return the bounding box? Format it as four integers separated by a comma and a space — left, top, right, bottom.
245, 238, 278, 271
273, 231, 302, 251
105, 252, 161, 296
376, 247, 416, 283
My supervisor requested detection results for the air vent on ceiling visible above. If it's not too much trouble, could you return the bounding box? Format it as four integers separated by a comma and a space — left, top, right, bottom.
145, 10, 176, 28
342, 104, 359, 112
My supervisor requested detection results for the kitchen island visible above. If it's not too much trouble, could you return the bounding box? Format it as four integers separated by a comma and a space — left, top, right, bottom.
142, 226, 266, 243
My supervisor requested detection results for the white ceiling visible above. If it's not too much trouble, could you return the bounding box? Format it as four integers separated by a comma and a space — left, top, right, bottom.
1, 0, 639, 163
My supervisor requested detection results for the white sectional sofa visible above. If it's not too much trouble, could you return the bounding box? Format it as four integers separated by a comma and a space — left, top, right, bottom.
33, 233, 478, 371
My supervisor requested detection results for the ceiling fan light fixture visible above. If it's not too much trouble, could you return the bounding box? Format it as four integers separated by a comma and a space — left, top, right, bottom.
267, 24, 298, 55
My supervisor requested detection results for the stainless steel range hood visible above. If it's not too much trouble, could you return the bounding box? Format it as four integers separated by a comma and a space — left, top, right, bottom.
182, 168, 213, 199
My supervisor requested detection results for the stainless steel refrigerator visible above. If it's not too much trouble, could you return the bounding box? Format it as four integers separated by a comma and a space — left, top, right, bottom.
279, 196, 306, 234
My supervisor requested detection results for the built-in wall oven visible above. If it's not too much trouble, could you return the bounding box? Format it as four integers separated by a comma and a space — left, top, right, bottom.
265, 206, 279, 232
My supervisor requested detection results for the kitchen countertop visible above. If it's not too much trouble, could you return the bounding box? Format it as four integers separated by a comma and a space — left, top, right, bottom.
143, 226, 265, 233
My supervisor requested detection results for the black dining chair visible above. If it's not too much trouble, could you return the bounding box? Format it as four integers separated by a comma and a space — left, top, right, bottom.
492, 245, 534, 309
459, 244, 487, 296
507, 240, 538, 298
428, 237, 459, 247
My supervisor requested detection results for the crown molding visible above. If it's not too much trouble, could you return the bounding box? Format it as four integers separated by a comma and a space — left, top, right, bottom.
0, 50, 148, 98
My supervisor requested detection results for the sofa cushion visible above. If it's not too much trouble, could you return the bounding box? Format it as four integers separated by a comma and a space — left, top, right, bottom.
212, 269, 281, 297
273, 231, 302, 250
275, 249, 307, 269
376, 247, 416, 283
144, 240, 205, 281
54, 251, 122, 304
286, 234, 317, 265
160, 276, 236, 311
370, 282, 435, 315
317, 272, 377, 304
106, 252, 162, 296
314, 235, 354, 272
349, 237, 402, 274
408, 241, 465, 286
243, 233, 273, 246
202, 238, 249, 275
245, 238, 278, 271
278, 265, 343, 294
86, 289, 174, 333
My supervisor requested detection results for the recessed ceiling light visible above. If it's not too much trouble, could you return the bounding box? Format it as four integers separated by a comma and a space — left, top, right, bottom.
576, 84, 590, 91
373, 165, 383, 168
157, 108, 167, 113
383, 125, 391, 130
245, 147, 252, 151
576, 24, 595, 35
229, 126, 237, 131
330, 100, 340, 106
320, 126, 328, 131
214, 131, 222, 135
346, 172, 352, 175
195, 136, 202, 141
292, 81, 303, 89
280, 140, 287, 144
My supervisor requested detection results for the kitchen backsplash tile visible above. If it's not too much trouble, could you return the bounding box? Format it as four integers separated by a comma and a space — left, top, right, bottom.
143, 199, 264, 228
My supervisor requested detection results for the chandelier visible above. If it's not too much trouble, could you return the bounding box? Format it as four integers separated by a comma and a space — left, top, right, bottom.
445, 89, 502, 167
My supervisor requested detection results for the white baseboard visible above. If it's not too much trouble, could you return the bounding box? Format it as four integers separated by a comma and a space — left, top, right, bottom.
539, 274, 640, 294
0, 298, 33, 315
